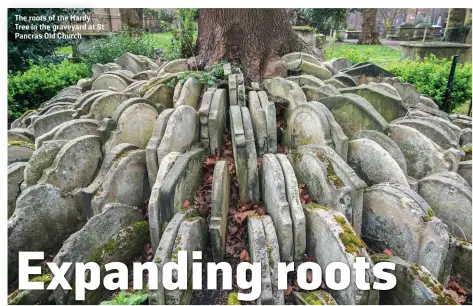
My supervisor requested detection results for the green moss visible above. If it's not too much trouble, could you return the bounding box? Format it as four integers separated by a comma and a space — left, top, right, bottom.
335, 215, 363, 255
266, 246, 274, 266
185, 216, 200, 222
155, 257, 162, 263
248, 214, 264, 219
326, 162, 344, 189
462, 145, 472, 153
227, 292, 241, 305
301, 291, 324, 305
422, 215, 433, 222
31, 273, 52, 283
8, 140, 35, 149
113, 150, 137, 167
306, 202, 328, 211
8, 289, 22, 305
370, 253, 392, 262
410, 264, 458, 305
427, 207, 435, 217
291, 150, 303, 162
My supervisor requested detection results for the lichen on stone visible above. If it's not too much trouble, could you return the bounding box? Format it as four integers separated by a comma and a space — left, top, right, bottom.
227, 292, 241, 305
335, 215, 363, 255
8, 140, 35, 149
370, 253, 392, 262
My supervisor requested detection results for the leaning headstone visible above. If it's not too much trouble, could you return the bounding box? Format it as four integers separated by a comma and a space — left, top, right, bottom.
8, 141, 34, 165
7, 162, 27, 218
324, 78, 347, 89
148, 152, 181, 251
262, 77, 307, 115
451, 240, 472, 290
248, 91, 269, 155
258, 91, 277, 153
229, 106, 250, 201
363, 183, 450, 278
114, 52, 158, 73
198, 89, 215, 153
302, 84, 340, 100
91, 74, 129, 91
418, 172, 472, 241
283, 102, 348, 160
21, 140, 67, 191
210, 161, 231, 263
208, 89, 228, 154
282, 52, 332, 80
348, 138, 408, 186
32, 110, 75, 138
165, 217, 207, 305
91, 149, 149, 215
11, 109, 37, 129
228, 74, 238, 106
35, 119, 101, 149
460, 128, 472, 147
340, 84, 407, 122
8, 184, 85, 282
391, 117, 458, 149
247, 216, 276, 304
327, 57, 353, 71
157, 105, 199, 165
287, 75, 325, 87
174, 77, 204, 109
293, 145, 366, 235
146, 109, 175, 188
155, 148, 205, 236
457, 160, 472, 186
103, 98, 161, 153
82, 92, 128, 121
372, 256, 458, 305
157, 59, 188, 76
303, 205, 378, 305
52, 204, 144, 304
351, 129, 408, 175
332, 72, 357, 87
144, 84, 174, 109
388, 124, 460, 179
80, 143, 139, 218
38, 135, 102, 192
241, 107, 260, 202
319, 94, 389, 138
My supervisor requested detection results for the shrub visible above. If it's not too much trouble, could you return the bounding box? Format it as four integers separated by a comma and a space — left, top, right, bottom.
160, 8, 197, 60
386, 55, 472, 112
100, 290, 148, 305
81, 30, 160, 66
8, 60, 90, 121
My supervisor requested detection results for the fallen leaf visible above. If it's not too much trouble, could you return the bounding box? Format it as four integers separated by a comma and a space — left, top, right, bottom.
446, 289, 463, 304
306, 269, 313, 283
205, 156, 216, 166
449, 279, 467, 295
383, 249, 393, 256
182, 200, 190, 209
239, 249, 250, 262
234, 210, 256, 224
283, 284, 292, 295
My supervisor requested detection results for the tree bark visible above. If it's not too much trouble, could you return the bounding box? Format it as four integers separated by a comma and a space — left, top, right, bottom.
446, 8, 466, 31
195, 9, 323, 82
119, 8, 143, 34
466, 27, 472, 44
358, 9, 380, 45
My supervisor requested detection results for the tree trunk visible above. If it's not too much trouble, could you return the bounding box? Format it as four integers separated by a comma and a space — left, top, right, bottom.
119, 8, 143, 34
195, 9, 323, 82
466, 27, 472, 44
446, 8, 466, 31
358, 9, 380, 45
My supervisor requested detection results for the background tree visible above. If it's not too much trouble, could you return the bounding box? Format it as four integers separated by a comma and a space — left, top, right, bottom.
379, 9, 402, 37
358, 8, 380, 45
195, 9, 322, 82
296, 9, 349, 34
8, 8, 91, 72
445, 8, 471, 42
119, 8, 143, 34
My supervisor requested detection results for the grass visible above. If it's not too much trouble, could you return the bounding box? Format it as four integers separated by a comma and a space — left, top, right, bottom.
326, 43, 402, 67
452, 101, 471, 115
56, 45, 73, 55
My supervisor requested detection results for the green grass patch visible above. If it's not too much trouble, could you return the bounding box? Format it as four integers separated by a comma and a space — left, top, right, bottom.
325, 43, 402, 67
56, 45, 73, 55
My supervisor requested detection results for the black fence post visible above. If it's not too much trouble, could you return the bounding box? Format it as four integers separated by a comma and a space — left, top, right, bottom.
442, 55, 459, 112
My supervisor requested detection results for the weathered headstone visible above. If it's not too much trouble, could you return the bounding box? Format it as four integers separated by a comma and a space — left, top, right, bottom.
7, 162, 27, 218
8, 141, 34, 165
208, 89, 228, 154
82, 92, 128, 121
35, 119, 101, 149
38, 135, 102, 192
174, 77, 204, 109
32, 110, 75, 138
144, 84, 174, 109
418, 172, 472, 241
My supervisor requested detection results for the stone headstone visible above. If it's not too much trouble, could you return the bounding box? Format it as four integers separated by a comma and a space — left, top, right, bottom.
32, 110, 75, 138
348, 138, 409, 186
263, 77, 307, 115
287, 75, 325, 87
457, 160, 472, 186
388, 124, 460, 179
52, 204, 144, 304
363, 183, 450, 278
209, 161, 231, 263
8, 184, 85, 282
340, 84, 407, 122
7, 162, 27, 218
157, 105, 199, 165
38, 135, 102, 192
91, 149, 149, 215
327, 58, 353, 71
82, 92, 128, 121
157, 59, 188, 76
208, 89, 228, 154
144, 84, 175, 109
91, 74, 129, 91
319, 94, 389, 138
35, 119, 101, 149
175, 77, 204, 109
418, 172, 472, 241
8, 141, 34, 165
303, 206, 378, 305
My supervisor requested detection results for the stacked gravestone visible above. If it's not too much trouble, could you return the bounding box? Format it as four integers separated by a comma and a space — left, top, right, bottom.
290, 145, 366, 235
247, 216, 285, 305
247, 90, 277, 155
260, 154, 306, 262
198, 88, 228, 154
229, 105, 260, 202
262, 77, 307, 116
282, 52, 332, 80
